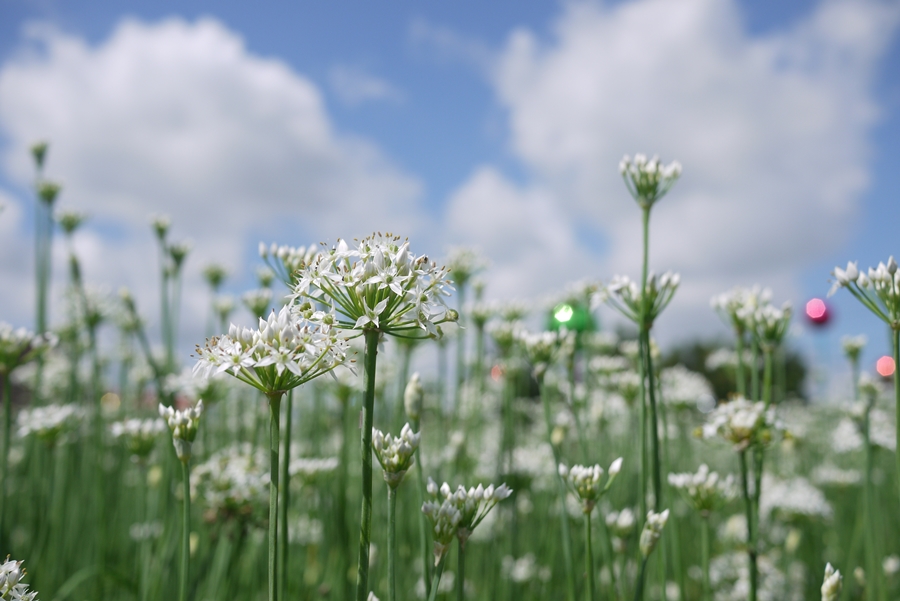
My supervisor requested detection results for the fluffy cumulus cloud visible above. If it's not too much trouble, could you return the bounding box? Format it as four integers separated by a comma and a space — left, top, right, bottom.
0, 18, 425, 341
444, 0, 899, 338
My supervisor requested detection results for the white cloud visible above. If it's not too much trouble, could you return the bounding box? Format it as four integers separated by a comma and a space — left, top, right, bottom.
444, 0, 899, 340
329, 65, 403, 106
0, 17, 428, 345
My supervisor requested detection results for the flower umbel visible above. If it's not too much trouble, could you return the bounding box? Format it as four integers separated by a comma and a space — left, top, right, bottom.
373, 423, 420, 488
598, 272, 679, 328
639, 509, 670, 558
619, 154, 682, 209
829, 257, 900, 327
159, 400, 204, 462
702, 396, 780, 451
558, 457, 623, 514
668, 464, 736, 517
0, 556, 38, 601
821, 562, 842, 601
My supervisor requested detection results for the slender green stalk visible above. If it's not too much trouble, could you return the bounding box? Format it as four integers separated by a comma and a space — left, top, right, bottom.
734, 332, 746, 397
632, 557, 648, 601
700, 517, 711, 601
750, 341, 760, 402
584, 512, 595, 601
455, 281, 467, 418
356, 329, 380, 601
279, 390, 293, 601
762, 350, 774, 409
850, 355, 860, 401
642, 329, 662, 510
337, 393, 352, 601
475, 324, 485, 397
456, 538, 465, 601
0, 372, 8, 547
739, 450, 757, 601
413, 416, 432, 598
388, 486, 398, 601
539, 375, 576, 601
180, 460, 191, 601
863, 402, 884, 601
268, 392, 283, 601
426, 555, 447, 601
893, 328, 900, 515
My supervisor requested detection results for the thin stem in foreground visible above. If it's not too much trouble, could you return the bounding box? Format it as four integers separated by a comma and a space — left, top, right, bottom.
356, 329, 380, 601
456, 539, 466, 601
268, 393, 283, 601
388, 486, 398, 601
739, 450, 757, 601
893, 327, 900, 516
0, 373, 9, 548
279, 390, 293, 601
180, 460, 191, 601
584, 512, 595, 601
427, 555, 447, 601
700, 517, 711, 601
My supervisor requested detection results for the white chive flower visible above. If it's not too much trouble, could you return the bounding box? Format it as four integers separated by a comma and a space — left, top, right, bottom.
752, 302, 792, 351
829, 257, 900, 328
558, 458, 623, 514
241, 288, 273, 320
194, 304, 350, 396
288, 456, 340, 481
17, 404, 85, 446
667, 464, 736, 516
444, 246, 488, 288
404, 372, 424, 421
373, 423, 420, 488
159, 400, 203, 462
639, 509, 670, 558
110, 418, 166, 460
702, 396, 780, 451
517, 329, 569, 379
290, 233, 457, 338
606, 508, 637, 538
710, 285, 772, 336
0, 557, 38, 601
191, 443, 270, 524
821, 563, 842, 601
259, 242, 320, 287
840, 335, 867, 362
619, 154, 682, 209
422, 478, 512, 562
599, 272, 679, 328
0, 323, 57, 375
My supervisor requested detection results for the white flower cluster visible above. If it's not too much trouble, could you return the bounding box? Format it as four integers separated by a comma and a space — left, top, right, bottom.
639, 509, 670, 558
17, 403, 85, 445
445, 246, 487, 287
703, 396, 780, 451
830, 257, 900, 327
500, 554, 551, 584
840, 335, 867, 361
0, 323, 56, 375
558, 458, 623, 514
759, 475, 832, 520
517, 329, 570, 378
753, 303, 792, 350
404, 373, 424, 421
660, 365, 714, 410
290, 233, 456, 338
606, 508, 637, 552
821, 563, 842, 601
711, 285, 772, 335
194, 305, 350, 396
191, 443, 270, 523
0, 557, 37, 601
619, 153, 682, 208
422, 478, 512, 562
599, 272, 680, 327
159, 401, 203, 462
110, 418, 166, 460
259, 242, 319, 287
242, 288, 273, 320
486, 320, 521, 357
667, 464, 736, 516
373, 423, 420, 488
288, 456, 339, 480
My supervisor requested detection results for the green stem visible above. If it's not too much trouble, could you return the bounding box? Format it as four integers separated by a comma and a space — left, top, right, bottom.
863, 402, 883, 601
893, 327, 900, 517
735, 332, 746, 397
456, 538, 465, 601
539, 376, 577, 601
413, 417, 432, 598
632, 557, 648, 601
268, 392, 283, 601
762, 350, 774, 409
279, 390, 292, 601
750, 341, 760, 402
355, 329, 380, 601
638, 205, 651, 520
388, 486, 398, 601
475, 325, 485, 397
180, 460, 191, 601
739, 451, 757, 601
0, 373, 8, 548
701, 517, 711, 601
426, 555, 447, 601
851, 356, 860, 401
455, 282, 467, 420
584, 512, 595, 601
642, 329, 662, 511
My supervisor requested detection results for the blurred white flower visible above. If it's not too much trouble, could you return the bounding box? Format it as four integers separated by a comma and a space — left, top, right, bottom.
668, 464, 736, 516
373, 423, 420, 488
821, 563, 842, 601
110, 417, 166, 460
619, 153, 682, 209
159, 400, 203, 462
17, 403, 85, 445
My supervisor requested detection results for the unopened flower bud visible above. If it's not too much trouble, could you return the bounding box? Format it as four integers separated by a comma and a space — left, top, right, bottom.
404, 372, 424, 421
37, 181, 61, 205
639, 509, 669, 558
821, 563, 842, 601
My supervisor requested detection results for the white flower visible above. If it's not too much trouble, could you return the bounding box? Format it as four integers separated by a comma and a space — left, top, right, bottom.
242, 288, 273, 319
558, 458, 623, 514
619, 153, 681, 208
668, 464, 736, 516
290, 233, 456, 338
711, 285, 772, 334
159, 400, 204, 462
403, 373, 424, 421
760, 474, 832, 520
840, 334, 867, 360
703, 396, 780, 451
444, 247, 488, 287
191, 442, 269, 523
0, 323, 57, 375
659, 365, 713, 410
194, 305, 350, 395
373, 423, 421, 488
110, 417, 166, 459
601, 272, 679, 326
829, 256, 900, 326
17, 403, 85, 445
821, 563, 842, 601
260, 242, 320, 286
639, 509, 670, 558
0, 557, 38, 601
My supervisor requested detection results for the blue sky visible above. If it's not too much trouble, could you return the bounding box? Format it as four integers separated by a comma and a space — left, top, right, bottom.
0, 0, 898, 395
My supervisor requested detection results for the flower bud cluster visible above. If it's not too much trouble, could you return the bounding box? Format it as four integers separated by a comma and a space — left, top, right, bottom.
840, 335, 867, 362
752, 302, 792, 351
821, 563, 842, 601
0, 556, 37, 601
422, 478, 512, 562
194, 305, 350, 396
259, 242, 319, 287
829, 257, 900, 327
702, 396, 780, 451
0, 323, 57, 375
191, 443, 269, 524
598, 272, 679, 328
445, 247, 487, 288
639, 509, 670, 558
241, 289, 273, 320
403, 373, 424, 421
668, 464, 736, 516
290, 233, 456, 338
558, 458, 623, 514
710, 285, 771, 335
373, 423, 420, 488
159, 401, 203, 462
517, 329, 568, 379
619, 154, 682, 208
111, 418, 166, 460
17, 403, 85, 446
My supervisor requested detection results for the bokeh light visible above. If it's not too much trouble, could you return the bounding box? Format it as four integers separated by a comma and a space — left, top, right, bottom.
877, 355, 895, 377
805, 298, 830, 326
